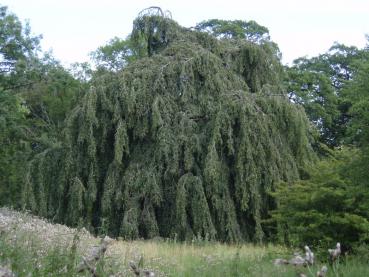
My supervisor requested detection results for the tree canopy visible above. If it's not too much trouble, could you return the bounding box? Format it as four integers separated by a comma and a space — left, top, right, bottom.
22, 8, 313, 243
195, 19, 270, 42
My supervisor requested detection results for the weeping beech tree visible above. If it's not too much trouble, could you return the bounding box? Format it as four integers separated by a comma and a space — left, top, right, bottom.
23, 8, 314, 242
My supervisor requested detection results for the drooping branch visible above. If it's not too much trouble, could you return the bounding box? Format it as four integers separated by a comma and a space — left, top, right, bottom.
25, 11, 314, 243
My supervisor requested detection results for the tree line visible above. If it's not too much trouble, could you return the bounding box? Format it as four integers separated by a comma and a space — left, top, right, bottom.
0, 6, 368, 253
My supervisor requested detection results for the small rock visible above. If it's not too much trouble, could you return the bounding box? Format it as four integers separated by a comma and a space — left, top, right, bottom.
273, 258, 289, 265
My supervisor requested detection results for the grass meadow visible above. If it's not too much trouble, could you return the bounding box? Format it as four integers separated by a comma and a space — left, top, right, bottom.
0, 208, 368, 276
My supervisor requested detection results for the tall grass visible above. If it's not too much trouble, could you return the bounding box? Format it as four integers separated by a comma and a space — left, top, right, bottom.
108, 239, 369, 277
1, 234, 368, 276
0, 208, 368, 276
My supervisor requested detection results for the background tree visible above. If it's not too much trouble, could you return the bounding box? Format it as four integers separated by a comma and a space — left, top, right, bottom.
271, 39, 369, 253
195, 19, 270, 42
285, 66, 339, 147
0, 5, 38, 206
341, 42, 369, 147
0, 5, 41, 89
0, 5, 83, 207
285, 43, 366, 147
90, 36, 145, 72
0, 90, 30, 205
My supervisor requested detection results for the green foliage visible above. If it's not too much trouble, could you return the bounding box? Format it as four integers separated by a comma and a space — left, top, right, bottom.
24, 10, 313, 243
0, 5, 84, 209
0, 5, 42, 90
0, 5, 41, 74
0, 91, 30, 205
91, 36, 145, 72
131, 7, 175, 57
195, 19, 270, 43
27, 60, 80, 123
3, 4, 368, 251
285, 67, 339, 147
342, 46, 369, 147
281, 45, 369, 253
195, 19, 282, 70
286, 43, 366, 147
271, 147, 369, 250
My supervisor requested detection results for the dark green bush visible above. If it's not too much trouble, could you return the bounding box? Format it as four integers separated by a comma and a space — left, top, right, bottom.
270, 147, 369, 253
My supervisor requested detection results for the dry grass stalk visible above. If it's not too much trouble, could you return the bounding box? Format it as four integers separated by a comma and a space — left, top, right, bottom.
129, 261, 155, 277
77, 236, 114, 276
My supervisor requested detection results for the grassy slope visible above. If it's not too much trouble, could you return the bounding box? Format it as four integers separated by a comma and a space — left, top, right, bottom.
0, 207, 367, 276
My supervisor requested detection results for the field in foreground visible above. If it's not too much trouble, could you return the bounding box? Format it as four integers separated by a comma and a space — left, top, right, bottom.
0, 207, 367, 277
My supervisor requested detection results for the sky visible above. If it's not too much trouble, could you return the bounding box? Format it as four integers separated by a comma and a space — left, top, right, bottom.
2, 0, 368, 66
